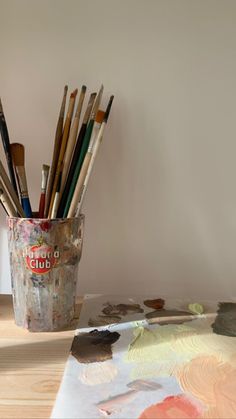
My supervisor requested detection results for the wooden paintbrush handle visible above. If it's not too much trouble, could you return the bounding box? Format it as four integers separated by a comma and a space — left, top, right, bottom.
48, 93, 77, 217
60, 115, 80, 192
45, 86, 68, 217
0, 159, 24, 217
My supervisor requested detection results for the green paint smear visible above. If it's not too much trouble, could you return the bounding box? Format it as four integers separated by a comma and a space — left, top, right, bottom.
188, 303, 204, 315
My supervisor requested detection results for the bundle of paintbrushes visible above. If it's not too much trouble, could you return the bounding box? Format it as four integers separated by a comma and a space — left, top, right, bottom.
0, 86, 114, 219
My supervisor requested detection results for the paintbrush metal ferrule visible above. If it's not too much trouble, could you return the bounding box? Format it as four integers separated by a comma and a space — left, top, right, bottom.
41, 165, 50, 192
15, 166, 29, 197
88, 110, 105, 152
83, 93, 96, 124
90, 85, 104, 120
65, 89, 78, 120
75, 85, 86, 118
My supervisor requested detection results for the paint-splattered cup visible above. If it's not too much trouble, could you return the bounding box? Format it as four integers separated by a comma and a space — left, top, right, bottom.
7, 215, 84, 332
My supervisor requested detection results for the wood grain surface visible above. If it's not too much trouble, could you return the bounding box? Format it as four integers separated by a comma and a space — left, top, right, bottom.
0, 294, 82, 418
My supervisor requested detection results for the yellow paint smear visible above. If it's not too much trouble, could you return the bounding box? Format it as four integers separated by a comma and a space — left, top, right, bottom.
126, 318, 236, 387
126, 325, 195, 364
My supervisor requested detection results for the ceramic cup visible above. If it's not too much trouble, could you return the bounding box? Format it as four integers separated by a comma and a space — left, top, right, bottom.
7, 215, 84, 332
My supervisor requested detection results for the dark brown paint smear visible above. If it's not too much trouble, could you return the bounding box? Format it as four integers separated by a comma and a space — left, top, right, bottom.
71, 329, 120, 363
102, 303, 144, 316
145, 309, 192, 325
143, 298, 165, 309
211, 302, 236, 337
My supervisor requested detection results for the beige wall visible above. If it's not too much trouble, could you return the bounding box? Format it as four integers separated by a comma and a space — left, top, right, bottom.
1, 0, 236, 298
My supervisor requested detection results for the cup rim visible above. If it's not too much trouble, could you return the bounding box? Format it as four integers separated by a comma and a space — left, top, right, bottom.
6, 214, 85, 221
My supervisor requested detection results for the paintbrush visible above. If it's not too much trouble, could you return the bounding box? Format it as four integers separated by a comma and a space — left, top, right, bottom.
45, 85, 68, 217
0, 178, 18, 217
48, 89, 77, 218
10, 143, 33, 218
67, 110, 105, 218
0, 98, 18, 195
72, 96, 114, 217
0, 159, 25, 217
63, 85, 104, 217
60, 85, 86, 193
38, 164, 50, 218
57, 92, 96, 217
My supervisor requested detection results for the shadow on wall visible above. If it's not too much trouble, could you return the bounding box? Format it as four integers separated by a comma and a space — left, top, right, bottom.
0, 215, 11, 294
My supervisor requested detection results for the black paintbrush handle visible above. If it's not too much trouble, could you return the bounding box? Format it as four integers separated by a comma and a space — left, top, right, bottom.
0, 118, 18, 195
57, 122, 87, 217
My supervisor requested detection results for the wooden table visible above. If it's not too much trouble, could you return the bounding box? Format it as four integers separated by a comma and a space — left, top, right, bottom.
0, 294, 81, 418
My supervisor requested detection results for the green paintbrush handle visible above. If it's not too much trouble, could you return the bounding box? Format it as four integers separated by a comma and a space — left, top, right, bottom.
63, 119, 94, 217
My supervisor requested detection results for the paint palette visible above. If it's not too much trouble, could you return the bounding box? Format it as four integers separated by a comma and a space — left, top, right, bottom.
52, 296, 236, 418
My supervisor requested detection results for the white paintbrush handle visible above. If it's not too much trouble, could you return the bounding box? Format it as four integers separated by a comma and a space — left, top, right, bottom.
51, 192, 60, 219
0, 178, 17, 217
15, 166, 29, 197
74, 123, 106, 217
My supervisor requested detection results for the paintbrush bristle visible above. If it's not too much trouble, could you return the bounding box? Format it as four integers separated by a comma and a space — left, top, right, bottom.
104, 95, 114, 123
0, 98, 3, 114
71, 89, 78, 98
82, 85, 86, 93
42, 164, 50, 172
96, 110, 105, 124
11, 143, 25, 166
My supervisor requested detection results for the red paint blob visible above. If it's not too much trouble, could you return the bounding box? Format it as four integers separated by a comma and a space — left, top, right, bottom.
39, 221, 52, 232
139, 394, 203, 419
